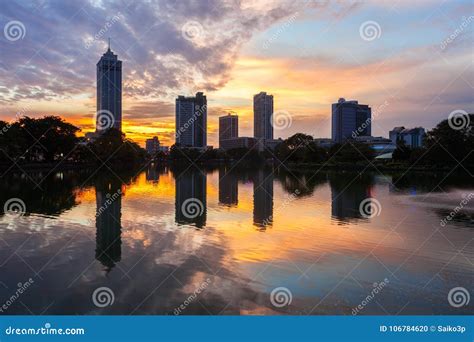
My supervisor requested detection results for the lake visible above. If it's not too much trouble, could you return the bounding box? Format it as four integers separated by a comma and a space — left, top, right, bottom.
0, 165, 472, 315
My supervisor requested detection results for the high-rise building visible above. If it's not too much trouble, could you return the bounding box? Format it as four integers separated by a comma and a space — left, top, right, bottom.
389, 126, 425, 148
175, 92, 207, 148
253, 92, 274, 143
96, 41, 122, 132
219, 114, 238, 148
331, 98, 371, 143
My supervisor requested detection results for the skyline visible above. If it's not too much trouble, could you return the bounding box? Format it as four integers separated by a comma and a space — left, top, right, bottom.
0, 0, 473, 147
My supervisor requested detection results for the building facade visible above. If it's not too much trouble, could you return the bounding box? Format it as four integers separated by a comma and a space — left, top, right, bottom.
331, 98, 371, 143
145, 136, 160, 155
389, 127, 425, 148
175, 92, 207, 148
353, 136, 396, 157
219, 137, 257, 151
96, 44, 122, 132
219, 114, 238, 148
254, 92, 274, 143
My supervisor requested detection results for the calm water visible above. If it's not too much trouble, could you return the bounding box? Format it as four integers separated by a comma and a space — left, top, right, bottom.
0, 166, 473, 315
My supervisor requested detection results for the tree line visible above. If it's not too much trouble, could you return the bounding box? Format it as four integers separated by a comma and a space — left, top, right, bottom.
0, 116, 146, 168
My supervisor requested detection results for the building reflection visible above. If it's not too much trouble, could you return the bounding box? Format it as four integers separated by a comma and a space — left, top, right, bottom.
175, 168, 207, 228
219, 168, 238, 207
329, 173, 373, 223
253, 168, 274, 229
95, 182, 122, 273
146, 164, 168, 183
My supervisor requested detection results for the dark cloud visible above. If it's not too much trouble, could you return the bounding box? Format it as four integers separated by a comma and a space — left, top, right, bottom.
0, 0, 315, 103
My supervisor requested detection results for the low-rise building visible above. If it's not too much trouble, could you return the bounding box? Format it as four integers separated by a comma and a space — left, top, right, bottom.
389, 126, 425, 148
220, 137, 257, 150
314, 138, 334, 148
353, 135, 396, 156
146, 136, 160, 155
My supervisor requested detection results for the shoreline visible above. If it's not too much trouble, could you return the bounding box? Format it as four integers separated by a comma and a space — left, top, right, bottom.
0, 160, 470, 174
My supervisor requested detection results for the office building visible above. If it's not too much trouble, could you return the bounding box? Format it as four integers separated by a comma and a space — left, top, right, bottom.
389, 127, 425, 148
331, 98, 371, 143
145, 136, 160, 155
219, 114, 238, 148
254, 92, 274, 147
219, 137, 257, 151
96, 41, 122, 132
175, 92, 207, 148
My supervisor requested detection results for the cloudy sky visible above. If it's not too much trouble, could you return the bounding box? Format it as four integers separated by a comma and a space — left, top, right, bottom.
0, 0, 473, 146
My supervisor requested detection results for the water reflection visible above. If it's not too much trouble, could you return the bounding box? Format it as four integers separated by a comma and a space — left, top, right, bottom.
0, 166, 472, 315
95, 180, 122, 273
329, 173, 374, 223
174, 167, 207, 228
219, 168, 238, 207
253, 168, 274, 228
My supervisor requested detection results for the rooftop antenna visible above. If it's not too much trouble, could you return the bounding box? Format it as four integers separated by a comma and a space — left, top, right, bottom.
108, 37, 111, 51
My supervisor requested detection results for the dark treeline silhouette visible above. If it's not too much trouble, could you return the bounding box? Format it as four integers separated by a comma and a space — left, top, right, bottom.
392, 114, 474, 166
274, 115, 473, 168
0, 116, 146, 169
0, 167, 140, 218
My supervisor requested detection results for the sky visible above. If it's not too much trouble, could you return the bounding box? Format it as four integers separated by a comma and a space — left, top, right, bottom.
0, 0, 473, 147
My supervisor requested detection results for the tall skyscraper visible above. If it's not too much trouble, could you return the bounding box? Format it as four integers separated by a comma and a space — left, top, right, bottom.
253, 92, 274, 142
175, 92, 207, 148
219, 113, 238, 148
96, 40, 122, 132
331, 98, 371, 143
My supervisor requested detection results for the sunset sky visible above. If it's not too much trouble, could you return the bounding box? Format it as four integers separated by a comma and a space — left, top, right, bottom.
0, 0, 473, 147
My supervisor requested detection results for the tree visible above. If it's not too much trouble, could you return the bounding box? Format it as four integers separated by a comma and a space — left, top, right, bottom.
423, 114, 473, 166
392, 139, 412, 161
329, 142, 375, 162
90, 129, 146, 166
